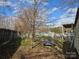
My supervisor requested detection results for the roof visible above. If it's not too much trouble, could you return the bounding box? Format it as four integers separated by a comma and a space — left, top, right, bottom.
63, 23, 73, 28
0, 16, 17, 30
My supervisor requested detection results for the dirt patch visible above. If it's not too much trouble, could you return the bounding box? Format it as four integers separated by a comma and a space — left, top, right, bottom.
11, 45, 65, 59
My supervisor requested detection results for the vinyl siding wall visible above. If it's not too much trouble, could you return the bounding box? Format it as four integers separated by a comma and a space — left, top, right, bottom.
74, 13, 79, 54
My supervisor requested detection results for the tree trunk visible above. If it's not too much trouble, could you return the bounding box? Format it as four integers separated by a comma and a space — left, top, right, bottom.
32, 0, 37, 40
32, 23, 35, 40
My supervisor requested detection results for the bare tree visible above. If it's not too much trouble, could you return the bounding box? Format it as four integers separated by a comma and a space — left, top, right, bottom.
16, 0, 48, 40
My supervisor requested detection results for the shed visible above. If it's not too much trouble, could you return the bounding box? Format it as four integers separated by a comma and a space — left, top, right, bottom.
0, 16, 20, 46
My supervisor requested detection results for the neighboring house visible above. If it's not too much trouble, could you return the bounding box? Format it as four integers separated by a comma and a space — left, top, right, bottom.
74, 8, 79, 54
63, 23, 74, 35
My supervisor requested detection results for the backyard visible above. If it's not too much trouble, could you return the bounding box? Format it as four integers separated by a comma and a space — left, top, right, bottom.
0, 0, 79, 59
5, 37, 65, 59
0, 35, 78, 59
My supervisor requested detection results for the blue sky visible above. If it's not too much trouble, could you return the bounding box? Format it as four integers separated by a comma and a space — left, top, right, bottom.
0, 0, 79, 26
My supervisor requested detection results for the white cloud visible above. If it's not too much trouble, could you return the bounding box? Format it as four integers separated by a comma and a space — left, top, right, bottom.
25, 0, 48, 5
54, 20, 62, 26
0, 1, 12, 6
59, 17, 75, 24
42, 1, 48, 6
51, 8, 58, 12
24, 0, 34, 4
60, 8, 77, 18
57, 8, 77, 25
48, 17, 57, 20
46, 7, 59, 15
51, 8, 77, 27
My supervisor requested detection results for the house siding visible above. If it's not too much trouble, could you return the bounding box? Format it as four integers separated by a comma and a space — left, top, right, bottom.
74, 8, 79, 54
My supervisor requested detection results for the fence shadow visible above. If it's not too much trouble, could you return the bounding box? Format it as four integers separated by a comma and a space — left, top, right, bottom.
0, 29, 22, 59
63, 41, 79, 59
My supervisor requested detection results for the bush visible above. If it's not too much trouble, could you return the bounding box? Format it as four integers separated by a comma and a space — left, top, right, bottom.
21, 39, 32, 46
